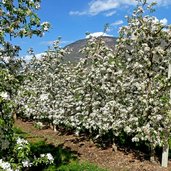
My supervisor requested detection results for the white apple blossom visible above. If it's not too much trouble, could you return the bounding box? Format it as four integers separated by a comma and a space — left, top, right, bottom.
0, 159, 13, 171
35, 2, 40, 9
22, 160, 31, 167
3, 56, 10, 63
41, 22, 50, 31
16, 137, 28, 145
2, 0, 6, 4
46, 153, 54, 163
0, 92, 10, 100
40, 94, 49, 101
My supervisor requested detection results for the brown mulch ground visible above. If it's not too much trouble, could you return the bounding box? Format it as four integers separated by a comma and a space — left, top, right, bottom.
15, 119, 171, 171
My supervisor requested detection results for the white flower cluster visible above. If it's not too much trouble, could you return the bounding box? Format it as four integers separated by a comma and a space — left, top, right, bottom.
35, 2, 40, 9
40, 153, 54, 164
34, 121, 44, 129
16, 1, 171, 147
16, 137, 28, 146
2, 0, 6, 4
41, 22, 50, 31
22, 160, 31, 168
0, 159, 18, 171
0, 92, 10, 100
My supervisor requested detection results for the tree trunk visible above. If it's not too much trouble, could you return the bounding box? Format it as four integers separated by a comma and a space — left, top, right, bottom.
150, 145, 156, 163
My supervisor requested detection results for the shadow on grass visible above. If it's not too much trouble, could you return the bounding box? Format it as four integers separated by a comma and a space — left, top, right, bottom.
30, 141, 78, 170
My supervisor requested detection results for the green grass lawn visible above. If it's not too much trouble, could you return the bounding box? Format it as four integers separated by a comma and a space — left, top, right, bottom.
53, 161, 108, 171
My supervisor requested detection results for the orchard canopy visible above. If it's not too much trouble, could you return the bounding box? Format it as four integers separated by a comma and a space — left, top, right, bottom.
17, 1, 171, 148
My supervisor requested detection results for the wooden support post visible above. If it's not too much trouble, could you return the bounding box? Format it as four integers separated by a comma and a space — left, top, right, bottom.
53, 125, 57, 132
162, 143, 169, 167
161, 63, 171, 167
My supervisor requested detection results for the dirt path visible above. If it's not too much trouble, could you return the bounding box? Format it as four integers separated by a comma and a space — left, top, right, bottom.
15, 119, 171, 171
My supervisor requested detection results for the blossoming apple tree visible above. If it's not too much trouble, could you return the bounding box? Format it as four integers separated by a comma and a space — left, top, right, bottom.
115, 0, 171, 165
0, 0, 53, 170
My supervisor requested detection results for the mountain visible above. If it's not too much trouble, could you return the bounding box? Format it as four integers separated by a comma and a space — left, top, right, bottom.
63, 36, 117, 62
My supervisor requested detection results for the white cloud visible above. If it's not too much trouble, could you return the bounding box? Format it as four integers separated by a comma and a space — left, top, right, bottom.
69, 0, 134, 16
160, 18, 168, 25
105, 10, 116, 17
111, 20, 124, 26
24, 55, 32, 62
88, 0, 119, 15
24, 53, 45, 62
40, 41, 54, 46
35, 53, 45, 59
85, 32, 113, 38
69, 0, 171, 16
69, 11, 87, 16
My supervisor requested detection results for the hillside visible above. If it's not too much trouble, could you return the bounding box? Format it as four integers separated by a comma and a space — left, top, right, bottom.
63, 36, 117, 62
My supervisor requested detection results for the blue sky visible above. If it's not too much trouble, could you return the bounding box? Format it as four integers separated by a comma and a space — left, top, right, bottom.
12, 0, 171, 57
